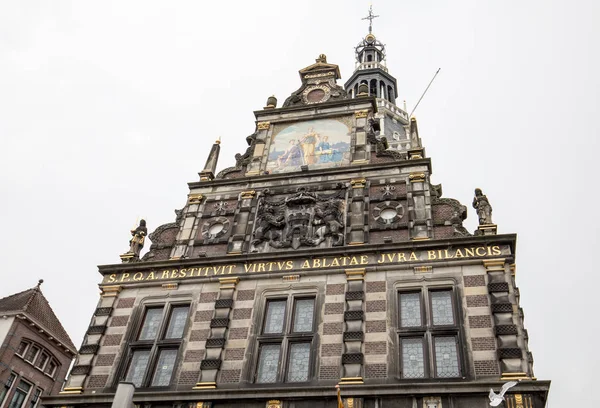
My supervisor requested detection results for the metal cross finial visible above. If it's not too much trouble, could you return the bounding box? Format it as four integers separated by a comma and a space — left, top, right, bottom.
362, 4, 379, 34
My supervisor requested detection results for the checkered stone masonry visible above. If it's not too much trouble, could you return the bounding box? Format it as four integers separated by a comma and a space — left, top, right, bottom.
366, 300, 386, 312
325, 303, 344, 315
321, 343, 343, 356
475, 360, 500, 376
319, 365, 339, 380
469, 315, 492, 328
95, 354, 116, 366
116, 298, 135, 308
87, 375, 108, 388
366, 281, 386, 293
109, 315, 129, 327
189, 329, 210, 342
472, 337, 497, 351
179, 370, 200, 385
195, 310, 213, 322
323, 322, 344, 335
326, 284, 345, 295
236, 290, 255, 301
199, 292, 218, 303
184, 349, 205, 362
466, 295, 489, 307
102, 334, 123, 346
220, 369, 241, 383
464, 275, 486, 287
365, 341, 386, 355
224, 348, 245, 360
365, 363, 387, 378
232, 308, 252, 320
228, 327, 249, 340
366, 320, 386, 333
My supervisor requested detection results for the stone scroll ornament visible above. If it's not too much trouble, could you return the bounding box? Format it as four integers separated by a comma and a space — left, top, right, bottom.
251, 187, 345, 251
472, 188, 493, 225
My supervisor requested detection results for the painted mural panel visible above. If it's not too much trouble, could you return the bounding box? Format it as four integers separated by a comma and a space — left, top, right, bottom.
267, 118, 351, 173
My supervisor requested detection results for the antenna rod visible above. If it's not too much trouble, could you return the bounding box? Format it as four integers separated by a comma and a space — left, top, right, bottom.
409, 68, 441, 118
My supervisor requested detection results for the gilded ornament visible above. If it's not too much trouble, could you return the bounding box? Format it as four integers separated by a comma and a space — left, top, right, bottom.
257, 122, 271, 130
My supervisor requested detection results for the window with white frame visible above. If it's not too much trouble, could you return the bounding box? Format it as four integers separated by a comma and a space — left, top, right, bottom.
398, 288, 462, 379
255, 295, 316, 384
0, 373, 16, 406
14, 340, 59, 379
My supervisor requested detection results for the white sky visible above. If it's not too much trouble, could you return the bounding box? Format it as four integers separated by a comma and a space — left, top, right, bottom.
1, 1, 598, 406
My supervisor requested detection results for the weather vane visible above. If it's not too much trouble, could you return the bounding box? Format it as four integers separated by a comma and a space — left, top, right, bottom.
362, 4, 379, 34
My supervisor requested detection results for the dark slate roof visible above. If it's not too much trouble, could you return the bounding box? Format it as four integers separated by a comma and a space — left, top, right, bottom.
0, 284, 76, 352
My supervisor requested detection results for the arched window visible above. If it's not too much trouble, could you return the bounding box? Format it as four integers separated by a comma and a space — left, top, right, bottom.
370, 79, 378, 97
367, 54, 373, 62
387, 85, 395, 102
15, 339, 60, 378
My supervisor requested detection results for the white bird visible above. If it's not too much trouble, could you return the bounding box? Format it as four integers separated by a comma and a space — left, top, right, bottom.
489, 381, 518, 406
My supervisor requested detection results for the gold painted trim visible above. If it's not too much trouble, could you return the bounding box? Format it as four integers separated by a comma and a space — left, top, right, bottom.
219, 277, 240, 289
483, 258, 506, 271
59, 387, 83, 395
282, 274, 300, 282
411, 236, 430, 241
188, 193, 204, 204
354, 110, 368, 118
193, 381, 217, 390
257, 121, 271, 130
267, 400, 282, 408
352, 159, 369, 165
240, 190, 256, 199
409, 172, 426, 182
347, 242, 364, 246
346, 268, 366, 281
162, 283, 178, 290
510, 263, 516, 276
350, 178, 367, 188
101, 285, 121, 298
339, 376, 364, 385
414, 266, 432, 273
477, 223, 497, 230
245, 170, 260, 176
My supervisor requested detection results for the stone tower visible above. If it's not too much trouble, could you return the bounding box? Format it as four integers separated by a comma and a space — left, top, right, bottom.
44, 9, 550, 408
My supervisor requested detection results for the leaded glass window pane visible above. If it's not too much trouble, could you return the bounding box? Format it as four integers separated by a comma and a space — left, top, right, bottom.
287, 343, 310, 382
293, 299, 315, 332
401, 338, 425, 378
126, 350, 150, 387
256, 344, 281, 383
24, 345, 39, 362
430, 291, 454, 326
264, 301, 286, 334
434, 336, 460, 377
400, 293, 422, 327
138, 308, 164, 340
165, 306, 189, 339
151, 349, 177, 386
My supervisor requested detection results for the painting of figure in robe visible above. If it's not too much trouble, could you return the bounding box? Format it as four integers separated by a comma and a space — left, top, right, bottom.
267, 119, 351, 173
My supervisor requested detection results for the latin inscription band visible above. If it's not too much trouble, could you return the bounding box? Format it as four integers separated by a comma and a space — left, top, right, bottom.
104, 245, 507, 284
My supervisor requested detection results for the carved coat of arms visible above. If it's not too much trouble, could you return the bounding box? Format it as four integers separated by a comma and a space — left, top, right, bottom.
252, 187, 345, 251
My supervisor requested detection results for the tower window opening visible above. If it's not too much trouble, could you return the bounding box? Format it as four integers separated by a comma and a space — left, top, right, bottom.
370, 79, 377, 97
367, 54, 373, 62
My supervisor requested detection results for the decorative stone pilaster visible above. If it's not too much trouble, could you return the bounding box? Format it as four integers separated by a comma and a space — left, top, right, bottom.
352, 110, 370, 164
339, 268, 366, 385
347, 178, 367, 245
504, 393, 534, 408
61, 286, 121, 394
227, 190, 256, 254
483, 259, 529, 380
407, 172, 431, 240
194, 277, 239, 389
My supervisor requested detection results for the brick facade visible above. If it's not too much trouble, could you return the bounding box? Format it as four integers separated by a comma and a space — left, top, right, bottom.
466, 295, 489, 307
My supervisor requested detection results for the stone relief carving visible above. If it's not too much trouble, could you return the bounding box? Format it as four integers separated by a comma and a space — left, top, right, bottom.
367, 116, 406, 160
216, 131, 259, 179
251, 187, 346, 251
